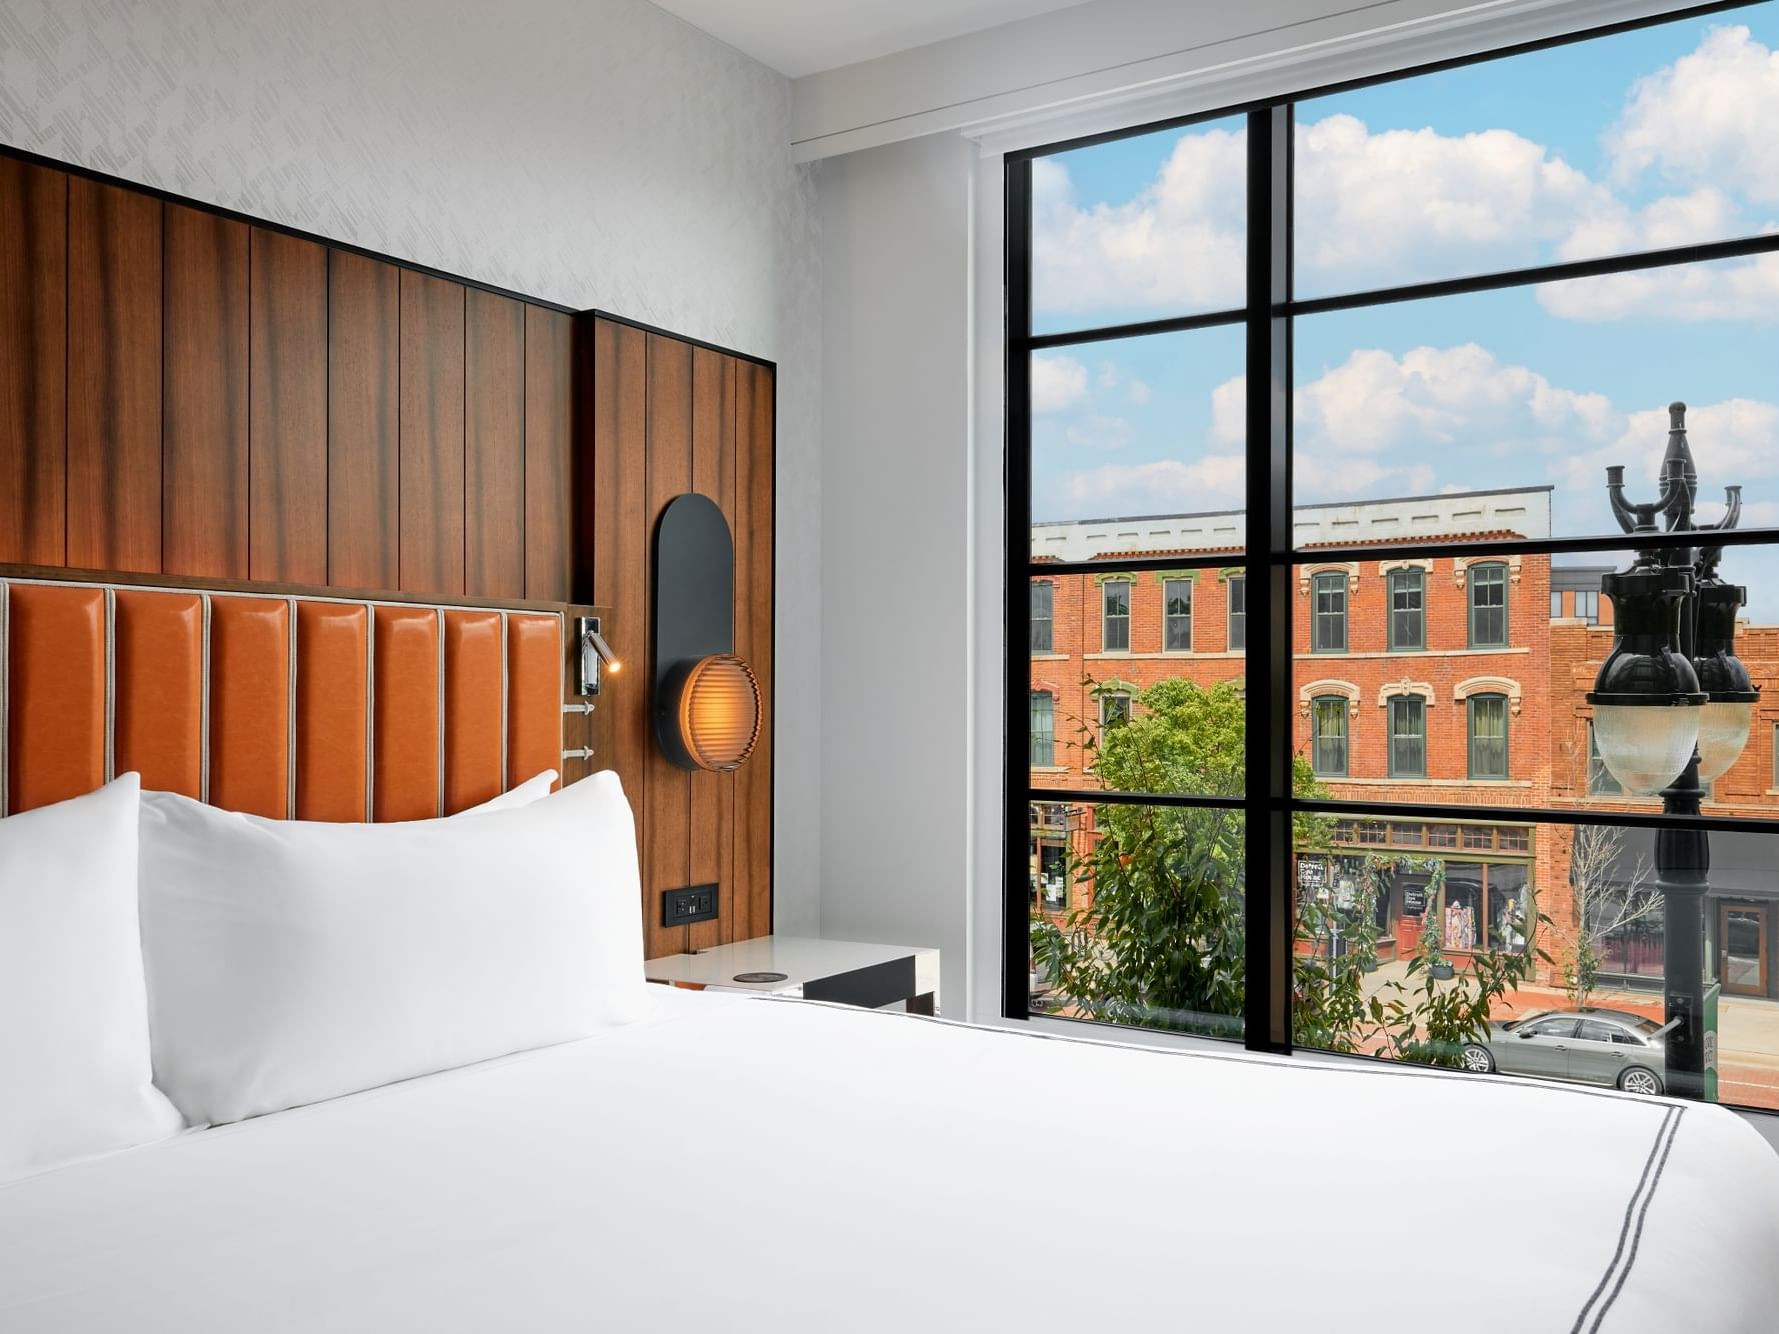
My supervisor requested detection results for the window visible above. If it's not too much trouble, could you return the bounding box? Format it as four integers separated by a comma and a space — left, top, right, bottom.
1100, 692, 1131, 734
1388, 570, 1423, 651
1468, 563, 1508, 648
1008, 3, 1779, 1108
1589, 723, 1623, 796
1031, 583, 1053, 653
1227, 576, 1246, 650
1032, 837, 1069, 914
1163, 579, 1193, 651
1521, 1016, 1578, 1040
1468, 694, 1509, 780
1311, 697, 1348, 776
1030, 693, 1055, 767
1389, 697, 1425, 778
1101, 580, 1130, 653
1312, 572, 1346, 653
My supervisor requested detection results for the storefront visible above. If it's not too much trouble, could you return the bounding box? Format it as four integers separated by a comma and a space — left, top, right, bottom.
1598, 830, 1779, 999
1297, 818, 1537, 965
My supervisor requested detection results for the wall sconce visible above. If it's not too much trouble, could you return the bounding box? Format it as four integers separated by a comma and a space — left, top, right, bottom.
653, 494, 761, 772
575, 616, 622, 697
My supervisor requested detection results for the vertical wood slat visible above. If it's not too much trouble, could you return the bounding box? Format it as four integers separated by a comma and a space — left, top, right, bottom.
593, 318, 655, 951
294, 600, 369, 821
250, 228, 328, 584
5, 583, 106, 813
207, 595, 291, 818
327, 250, 398, 588
113, 589, 204, 798
163, 204, 249, 578
733, 359, 775, 943
645, 333, 693, 959
441, 608, 505, 812
67, 177, 162, 573
524, 306, 573, 602
399, 270, 467, 596
0, 159, 67, 565
688, 348, 735, 952
465, 290, 524, 599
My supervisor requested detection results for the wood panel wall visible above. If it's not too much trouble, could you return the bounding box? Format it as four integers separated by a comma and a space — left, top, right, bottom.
0, 154, 775, 955
1, 162, 577, 600
589, 318, 774, 958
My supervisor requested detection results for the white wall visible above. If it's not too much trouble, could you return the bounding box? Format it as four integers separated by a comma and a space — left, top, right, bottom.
816, 132, 977, 1007
0, 0, 823, 925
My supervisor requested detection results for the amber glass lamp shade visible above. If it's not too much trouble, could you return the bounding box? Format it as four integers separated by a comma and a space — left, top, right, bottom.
675, 654, 761, 772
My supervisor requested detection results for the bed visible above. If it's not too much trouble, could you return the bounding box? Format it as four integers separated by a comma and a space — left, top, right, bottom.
2, 985, 1776, 1333
3, 571, 1778, 1334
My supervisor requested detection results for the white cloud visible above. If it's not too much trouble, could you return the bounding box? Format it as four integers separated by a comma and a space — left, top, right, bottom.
1061, 456, 1246, 513
1031, 354, 1089, 413
1607, 25, 1779, 207
1293, 343, 1618, 459
1097, 361, 1119, 389
1031, 130, 1247, 316
1125, 379, 1151, 406
1210, 375, 1245, 444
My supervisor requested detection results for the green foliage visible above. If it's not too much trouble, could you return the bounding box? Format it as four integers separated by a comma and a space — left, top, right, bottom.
1033, 674, 1548, 1067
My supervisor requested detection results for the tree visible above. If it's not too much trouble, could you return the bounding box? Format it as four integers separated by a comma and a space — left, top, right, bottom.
1032, 675, 1546, 1066
1549, 822, 1658, 1009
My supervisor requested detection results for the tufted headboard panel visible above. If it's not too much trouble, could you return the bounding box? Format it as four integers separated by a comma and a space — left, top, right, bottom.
0, 572, 598, 820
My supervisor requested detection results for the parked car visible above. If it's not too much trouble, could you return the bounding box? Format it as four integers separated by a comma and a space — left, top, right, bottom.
1461, 1007, 1668, 1095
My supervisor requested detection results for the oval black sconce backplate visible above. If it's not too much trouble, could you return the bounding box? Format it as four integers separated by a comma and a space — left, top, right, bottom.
653, 493, 757, 771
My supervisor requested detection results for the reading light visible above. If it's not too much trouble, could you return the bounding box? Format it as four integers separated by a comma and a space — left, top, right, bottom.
653, 494, 762, 773
575, 616, 622, 697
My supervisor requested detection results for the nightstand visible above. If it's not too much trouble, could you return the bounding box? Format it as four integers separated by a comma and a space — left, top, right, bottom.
645, 936, 940, 1014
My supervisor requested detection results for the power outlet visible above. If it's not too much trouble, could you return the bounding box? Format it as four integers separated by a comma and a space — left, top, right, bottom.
663, 884, 719, 927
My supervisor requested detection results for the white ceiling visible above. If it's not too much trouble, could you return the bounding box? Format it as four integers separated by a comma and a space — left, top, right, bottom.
649, 0, 1096, 78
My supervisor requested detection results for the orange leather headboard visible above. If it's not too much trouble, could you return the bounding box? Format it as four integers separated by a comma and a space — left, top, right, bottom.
0, 576, 567, 820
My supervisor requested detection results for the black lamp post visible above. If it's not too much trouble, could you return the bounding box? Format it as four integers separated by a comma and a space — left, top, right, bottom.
1588, 402, 1759, 1101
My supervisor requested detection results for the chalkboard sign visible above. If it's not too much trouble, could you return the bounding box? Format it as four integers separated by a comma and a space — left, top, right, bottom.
1402, 882, 1428, 917
1297, 860, 1327, 893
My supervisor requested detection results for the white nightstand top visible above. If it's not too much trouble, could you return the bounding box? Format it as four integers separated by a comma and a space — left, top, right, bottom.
645, 935, 939, 1005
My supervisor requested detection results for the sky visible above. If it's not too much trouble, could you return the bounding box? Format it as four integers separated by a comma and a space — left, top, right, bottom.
1028, 2, 1779, 617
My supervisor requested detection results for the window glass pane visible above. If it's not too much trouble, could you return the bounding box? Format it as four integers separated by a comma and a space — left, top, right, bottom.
1312, 697, 1348, 776
1030, 581, 1054, 653
1227, 575, 1247, 650
1312, 572, 1347, 652
1552, 591, 1564, 618
1030, 327, 1245, 561
1292, 4, 1779, 298
1100, 693, 1131, 732
1389, 697, 1425, 777
1469, 694, 1509, 779
1030, 116, 1247, 335
1163, 578, 1193, 651
1030, 799, 1245, 1040
1031, 574, 1244, 797
1102, 579, 1131, 651
1290, 263, 1779, 551
1293, 815, 1779, 1112
1030, 692, 1055, 767
1469, 564, 1509, 648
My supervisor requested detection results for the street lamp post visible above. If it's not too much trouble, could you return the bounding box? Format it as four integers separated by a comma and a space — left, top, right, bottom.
1588, 403, 1759, 1101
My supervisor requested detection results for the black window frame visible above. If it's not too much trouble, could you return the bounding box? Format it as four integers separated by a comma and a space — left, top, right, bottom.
1163, 578, 1194, 652
1101, 578, 1131, 653
1467, 562, 1509, 649
1468, 692, 1510, 781
1311, 696, 1348, 777
1003, 0, 1779, 1083
1388, 568, 1424, 651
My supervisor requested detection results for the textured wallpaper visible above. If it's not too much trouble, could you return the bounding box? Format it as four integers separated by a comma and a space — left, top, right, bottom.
0, 0, 824, 921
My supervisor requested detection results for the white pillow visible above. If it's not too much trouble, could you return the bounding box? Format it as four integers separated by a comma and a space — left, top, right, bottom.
457, 768, 558, 815
140, 770, 647, 1126
0, 775, 184, 1180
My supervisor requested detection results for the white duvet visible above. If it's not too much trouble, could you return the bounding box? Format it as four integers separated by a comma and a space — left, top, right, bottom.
2, 988, 1776, 1333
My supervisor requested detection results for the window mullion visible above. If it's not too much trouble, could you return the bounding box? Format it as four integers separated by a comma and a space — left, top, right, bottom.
1244, 104, 1293, 1055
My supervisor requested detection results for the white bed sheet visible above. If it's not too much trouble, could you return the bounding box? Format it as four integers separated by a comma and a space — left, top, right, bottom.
3, 987, 1776, 1333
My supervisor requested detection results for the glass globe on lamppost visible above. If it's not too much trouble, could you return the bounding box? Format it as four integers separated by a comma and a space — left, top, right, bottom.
1691, 539, 1760, 784
1587, 556, 1706, 796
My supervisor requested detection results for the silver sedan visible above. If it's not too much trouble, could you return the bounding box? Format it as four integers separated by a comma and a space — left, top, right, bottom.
1461, 1008, 1668, 1095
